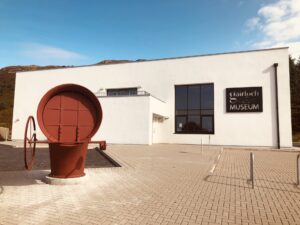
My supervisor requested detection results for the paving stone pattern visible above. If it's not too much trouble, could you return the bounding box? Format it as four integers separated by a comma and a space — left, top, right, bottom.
0, 144, 299, 225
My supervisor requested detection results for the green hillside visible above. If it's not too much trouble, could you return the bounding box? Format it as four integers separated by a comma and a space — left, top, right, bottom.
290, 57, 300, 141
0, 65, 69, 130
0, 72, 15, 129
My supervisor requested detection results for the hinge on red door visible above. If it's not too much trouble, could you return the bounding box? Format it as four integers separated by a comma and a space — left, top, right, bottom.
58, 125, 61, 141
76, 126, 80, 142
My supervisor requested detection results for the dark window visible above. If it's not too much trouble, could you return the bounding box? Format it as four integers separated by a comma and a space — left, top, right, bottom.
201, 85, 214, 109
175, 83, 214, 134
188, 86, 201, 110
107, 88, 137, 96
175, 116, 187, 133
175, 86, 187, 110
201, 116, 213, 133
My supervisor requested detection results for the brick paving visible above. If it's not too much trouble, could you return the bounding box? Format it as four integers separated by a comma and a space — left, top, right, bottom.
0, 144, 299, 225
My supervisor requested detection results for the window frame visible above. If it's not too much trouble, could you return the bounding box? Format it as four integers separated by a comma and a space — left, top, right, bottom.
174, 83, 215, 134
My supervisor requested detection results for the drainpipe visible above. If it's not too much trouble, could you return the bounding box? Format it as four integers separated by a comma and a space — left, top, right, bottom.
273, 63, 280, 149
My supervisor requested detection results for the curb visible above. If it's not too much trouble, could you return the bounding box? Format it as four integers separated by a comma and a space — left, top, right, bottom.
95, 148, 122, 167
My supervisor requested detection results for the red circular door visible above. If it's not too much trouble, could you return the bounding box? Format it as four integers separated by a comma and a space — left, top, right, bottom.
37, 84, 102, 143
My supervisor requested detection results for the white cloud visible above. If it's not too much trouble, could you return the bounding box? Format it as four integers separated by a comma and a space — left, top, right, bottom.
273, 41, 300, 59
258, 4, 287, 22
253, 40, 300, 59
20, 43, 86, 65
246, 0, 300, 59
287, 42, 300, 59
252, 40, 273, 49
246, 17, 261, 31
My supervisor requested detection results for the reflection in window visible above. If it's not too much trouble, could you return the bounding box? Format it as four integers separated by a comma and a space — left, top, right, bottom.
201, 85, 214, 109
175, 83, 214, 134
187, 115, 201, 133
202, 116, 213, 133
188, 86, 201, 110
175, 116, 186, 133
107, 88, 137, 96
175, 86, 187, 110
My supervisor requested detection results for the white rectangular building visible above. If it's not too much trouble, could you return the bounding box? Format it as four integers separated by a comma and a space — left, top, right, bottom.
12, 47, 292, 148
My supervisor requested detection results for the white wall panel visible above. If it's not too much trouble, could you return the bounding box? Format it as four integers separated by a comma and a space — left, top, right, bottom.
12, 48, 292, 147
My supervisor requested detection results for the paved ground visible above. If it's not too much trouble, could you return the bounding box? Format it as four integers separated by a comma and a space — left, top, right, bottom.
0, 144, 299, 225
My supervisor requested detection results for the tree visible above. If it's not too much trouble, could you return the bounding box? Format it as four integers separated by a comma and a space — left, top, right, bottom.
290, 56, 300, 135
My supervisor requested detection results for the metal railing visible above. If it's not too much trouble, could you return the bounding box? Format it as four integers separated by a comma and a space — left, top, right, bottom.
297, 154, 300, 187
96, 90, 150, 97
249, 152, 254, 189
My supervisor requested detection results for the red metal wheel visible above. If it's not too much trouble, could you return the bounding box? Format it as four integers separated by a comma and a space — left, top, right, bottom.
24, 116, 37, 170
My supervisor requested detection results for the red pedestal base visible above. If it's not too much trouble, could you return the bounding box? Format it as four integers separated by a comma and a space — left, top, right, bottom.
48, 142, 88, 178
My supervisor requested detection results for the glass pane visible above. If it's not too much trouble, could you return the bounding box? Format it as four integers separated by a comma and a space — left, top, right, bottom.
187, 115, 201, 133
188, 109, 201, 115
201, 109, 214, 115
176, 116, 187, 133
202, 116, 213, 133
176, 109, 187, 116
107, 90, 117, 96
107, 88, 137, 96
201, 84, 214, 109
129, 89, 137, 95
175, 86, 187, 110
188, 85, 200, 109
119, 90, 128, 95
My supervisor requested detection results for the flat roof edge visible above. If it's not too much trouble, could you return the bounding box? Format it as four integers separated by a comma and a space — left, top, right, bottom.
16, 47, 289, 74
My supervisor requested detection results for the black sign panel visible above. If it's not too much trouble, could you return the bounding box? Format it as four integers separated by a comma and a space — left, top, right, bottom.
226, 87, 263, 112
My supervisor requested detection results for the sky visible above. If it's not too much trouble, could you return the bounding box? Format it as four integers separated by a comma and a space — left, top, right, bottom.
0, 0, 299, 68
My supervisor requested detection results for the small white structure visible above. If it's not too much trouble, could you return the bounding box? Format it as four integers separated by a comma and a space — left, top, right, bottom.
12, 47, 292, 148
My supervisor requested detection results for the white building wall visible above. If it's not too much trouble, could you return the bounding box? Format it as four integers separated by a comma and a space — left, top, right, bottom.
96, 96, 150, 144
12, 48, 292, 147
149, 96, 167, 144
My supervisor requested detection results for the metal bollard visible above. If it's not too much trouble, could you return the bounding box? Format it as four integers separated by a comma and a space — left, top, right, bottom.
297, 154, 300, 187
201, 138, 203, 154
250, 152, 254, 189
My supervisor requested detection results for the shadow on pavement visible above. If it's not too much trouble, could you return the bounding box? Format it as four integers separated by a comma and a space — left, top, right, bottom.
0, 144, 116, 186
0, 144, 115, 171
204, 174, 300, 193
0, 170, 50, 186
204, 174, 251, 189
254, 183, 300, 194
255, 178, 295, 185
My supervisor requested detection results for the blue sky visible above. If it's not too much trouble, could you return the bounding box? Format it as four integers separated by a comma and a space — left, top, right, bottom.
0, 0, 299, 68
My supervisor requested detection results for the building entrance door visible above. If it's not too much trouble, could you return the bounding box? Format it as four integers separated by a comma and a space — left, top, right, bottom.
152, 114, 164, 144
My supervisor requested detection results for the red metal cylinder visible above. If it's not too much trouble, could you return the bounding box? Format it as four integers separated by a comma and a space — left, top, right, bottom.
48, 143, 88, 178
37, 84, 102, 179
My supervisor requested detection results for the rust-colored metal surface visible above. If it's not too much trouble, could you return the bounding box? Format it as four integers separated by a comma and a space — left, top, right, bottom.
23, 84, 105, 178
48, 142, 88, 178
37, 84, 102, 144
